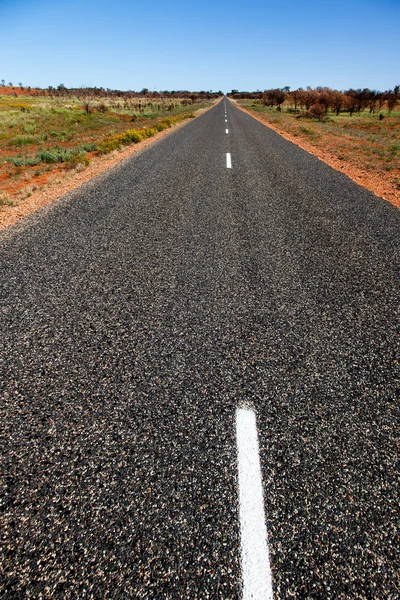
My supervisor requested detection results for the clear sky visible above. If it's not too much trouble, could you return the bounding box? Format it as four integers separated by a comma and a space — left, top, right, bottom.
1, 0, 399, 93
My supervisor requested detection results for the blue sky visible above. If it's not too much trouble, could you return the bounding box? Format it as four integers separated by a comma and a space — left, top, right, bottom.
1, 0, 399, 92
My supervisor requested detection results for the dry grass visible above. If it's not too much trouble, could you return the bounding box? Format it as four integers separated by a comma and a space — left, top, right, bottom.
0, 191, 14, 206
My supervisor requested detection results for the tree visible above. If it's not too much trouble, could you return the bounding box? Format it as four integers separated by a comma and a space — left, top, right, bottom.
330, 91, 344, 116
309, 103, 326, 121
386, 86, 399, 113
298, 89, 317, 111
1, 79, 5, 87
274, 89, 286, 111
291, 89, 300, 111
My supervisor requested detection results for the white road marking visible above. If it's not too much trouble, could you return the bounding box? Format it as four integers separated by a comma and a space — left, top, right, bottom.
236, 406, 273, 600
226, 129, 229, 134
226, 153, 232, 168
225, 119, 228, 122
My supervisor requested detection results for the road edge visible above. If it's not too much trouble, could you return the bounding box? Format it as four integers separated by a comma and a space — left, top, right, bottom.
231, 101, 400, 210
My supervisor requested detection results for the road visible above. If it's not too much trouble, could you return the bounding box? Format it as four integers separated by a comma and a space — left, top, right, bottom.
1, 99, 399, 599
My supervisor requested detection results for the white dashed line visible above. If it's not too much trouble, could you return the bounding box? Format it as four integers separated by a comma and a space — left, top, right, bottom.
236, 406, 273, 600
226, 153, 232, 168
225, 119, 228, 122
226, 129, 229, 134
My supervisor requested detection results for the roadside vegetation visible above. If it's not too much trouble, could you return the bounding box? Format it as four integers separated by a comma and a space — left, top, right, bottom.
229, 86, 400, 205
0, 85, 220, 205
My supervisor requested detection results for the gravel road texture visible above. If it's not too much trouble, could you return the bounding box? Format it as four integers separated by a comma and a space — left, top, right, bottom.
1, 99, 399, 598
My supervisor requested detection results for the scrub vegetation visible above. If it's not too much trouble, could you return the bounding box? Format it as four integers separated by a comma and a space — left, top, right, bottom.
0, 85, 219, 203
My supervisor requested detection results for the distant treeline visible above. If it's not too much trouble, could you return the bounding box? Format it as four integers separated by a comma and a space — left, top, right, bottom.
0, 81, 223, 102
228, 86, 400, 115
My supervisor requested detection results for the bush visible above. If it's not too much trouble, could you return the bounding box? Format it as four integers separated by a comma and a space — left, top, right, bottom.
7, 155, 41, 167
97, 138, 123, 154
97, 113, 196, 155
299, 125, 316, 136
122, 130, 145, 143
154, 121, 169, 132
142, 127, 157, 138
35, 147, 92, 165
9, 135, 38, 147
81, 142, 97, 152
36, 148, 73, 163
308, 104, 326, 121
65, 153, 91, 169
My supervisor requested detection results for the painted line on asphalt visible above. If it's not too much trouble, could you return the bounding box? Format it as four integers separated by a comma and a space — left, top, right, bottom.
236, 406, 273, 600
225, 119, 228, 122
226, 153, 232, 168
226, 129, 229, 134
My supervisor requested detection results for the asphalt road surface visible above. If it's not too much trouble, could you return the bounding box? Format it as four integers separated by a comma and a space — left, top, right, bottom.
1, 99, 399, 599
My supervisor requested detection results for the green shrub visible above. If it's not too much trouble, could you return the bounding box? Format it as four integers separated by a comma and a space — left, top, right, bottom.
9, 135, 38, 147
22, 123, 37, 135
36, 148, 73, 163
7, 155, 41, 166
65, 152, 91, 169
122, 130, 145, 143
35, 147, 90, 164
81, 142, 97, 151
